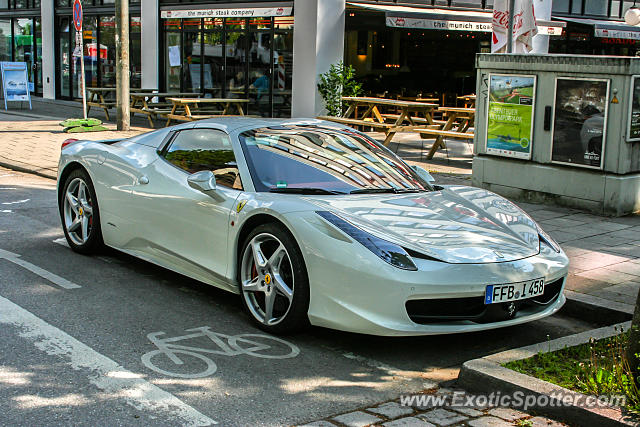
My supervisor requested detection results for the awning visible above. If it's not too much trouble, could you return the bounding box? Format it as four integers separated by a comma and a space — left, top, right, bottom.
554, 16, 640, 40
160, 2, 293, 19
347, 1, 564, 36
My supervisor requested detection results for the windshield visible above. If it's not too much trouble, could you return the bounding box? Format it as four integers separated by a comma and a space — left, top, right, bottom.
239, 125, 432, 194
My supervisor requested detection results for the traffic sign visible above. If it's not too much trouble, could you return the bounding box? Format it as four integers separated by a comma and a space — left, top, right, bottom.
73, 0, 83, 32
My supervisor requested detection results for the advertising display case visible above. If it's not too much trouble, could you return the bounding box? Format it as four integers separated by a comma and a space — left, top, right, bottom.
473, 54, 640, 216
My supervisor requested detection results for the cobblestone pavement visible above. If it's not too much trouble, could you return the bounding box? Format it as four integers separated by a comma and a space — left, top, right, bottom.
299, 387, 566, 427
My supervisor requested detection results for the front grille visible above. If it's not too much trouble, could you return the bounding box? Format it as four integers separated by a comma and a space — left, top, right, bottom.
530, 278, 564, 305
406, 277, 565, 325
406, 296, 486, 323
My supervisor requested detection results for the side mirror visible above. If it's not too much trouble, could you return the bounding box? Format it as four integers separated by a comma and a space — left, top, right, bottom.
187, 170, 217, 194
410, 165, 436, 185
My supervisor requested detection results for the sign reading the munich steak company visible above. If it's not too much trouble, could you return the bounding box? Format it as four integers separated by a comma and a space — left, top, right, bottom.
628, 76, 640, 141
161, 7, 293, 19
485, 74, 536, 160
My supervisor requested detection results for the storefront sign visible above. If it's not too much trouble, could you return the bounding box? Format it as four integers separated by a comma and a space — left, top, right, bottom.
595, 28, 640, 41
386, 16, 562, 36
386, 16, 491, 32
0, 62, 31, 110
486, 74, 536, 160
161, 7, 293, 19
551, 78, 609, 169
627, 75, 640, 142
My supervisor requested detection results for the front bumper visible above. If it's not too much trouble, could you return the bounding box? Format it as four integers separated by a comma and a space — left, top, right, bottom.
285, 212, 569, 337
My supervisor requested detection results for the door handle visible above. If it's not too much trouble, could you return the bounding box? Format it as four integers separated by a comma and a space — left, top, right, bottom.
139, 176, 149, 185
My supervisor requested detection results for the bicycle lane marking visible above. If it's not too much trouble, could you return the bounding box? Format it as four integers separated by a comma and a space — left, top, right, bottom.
0, 248, 81, 289
141, 327, 300, 379
0, 295, 217, 426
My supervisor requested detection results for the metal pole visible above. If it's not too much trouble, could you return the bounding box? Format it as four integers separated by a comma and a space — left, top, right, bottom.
507, 0, 515, 53
115, 0, 130, 131
79, 33, 87, 119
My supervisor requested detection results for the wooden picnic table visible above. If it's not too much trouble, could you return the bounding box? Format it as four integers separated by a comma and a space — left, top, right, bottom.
416, 107, 476, 159
130, 92, 195, 127
165, 98, 249, 126
457, 94, 476, 108
86, 87, 116, 120
318, 96, 439, 146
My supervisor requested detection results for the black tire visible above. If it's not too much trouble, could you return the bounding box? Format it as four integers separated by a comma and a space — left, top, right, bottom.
238, 222, 310, 335
59, 168, 104, 254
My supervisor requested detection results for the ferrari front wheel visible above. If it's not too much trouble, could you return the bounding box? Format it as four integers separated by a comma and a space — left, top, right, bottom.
60, 169, 103, 254
239, 223, 310, 334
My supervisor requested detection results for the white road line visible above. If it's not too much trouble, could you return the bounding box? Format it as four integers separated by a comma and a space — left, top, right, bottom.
2, 199, 29, 205
0, 209, 11, 213
0, 295, 216, 426
0, 248, 81, 290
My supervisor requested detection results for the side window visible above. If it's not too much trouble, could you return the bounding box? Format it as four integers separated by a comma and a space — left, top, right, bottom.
163, 129, 243, 190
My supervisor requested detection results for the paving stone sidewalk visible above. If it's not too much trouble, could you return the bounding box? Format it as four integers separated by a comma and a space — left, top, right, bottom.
299, 387, 566, 427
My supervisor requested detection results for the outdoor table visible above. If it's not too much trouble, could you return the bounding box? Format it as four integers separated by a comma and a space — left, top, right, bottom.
457, 94, 476, 108
86, 87, 116, 120
318, 96, 439, 146
164, 98, 249, 126
130, 92, 194, 127
416, 107, 475, 159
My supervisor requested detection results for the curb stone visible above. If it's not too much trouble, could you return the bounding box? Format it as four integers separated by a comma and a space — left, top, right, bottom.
458, 321, 636, 427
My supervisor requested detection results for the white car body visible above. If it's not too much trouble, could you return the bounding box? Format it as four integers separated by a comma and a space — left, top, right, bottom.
57, 118, 568, 336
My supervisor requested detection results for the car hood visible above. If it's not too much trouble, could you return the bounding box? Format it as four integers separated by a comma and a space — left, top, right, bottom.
308, 185, 540, 264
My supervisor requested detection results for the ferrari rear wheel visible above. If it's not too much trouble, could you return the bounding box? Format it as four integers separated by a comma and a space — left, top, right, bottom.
60, 169, 103, 254
239, 223, 310, 334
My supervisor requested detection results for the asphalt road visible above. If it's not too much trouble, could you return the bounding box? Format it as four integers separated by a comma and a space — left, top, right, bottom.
0, 167, 602, 426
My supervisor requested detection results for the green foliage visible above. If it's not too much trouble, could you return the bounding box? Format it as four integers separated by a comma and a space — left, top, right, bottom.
515, 420, 533, 427
505, 328, 640, 414
317, 62, 362, 116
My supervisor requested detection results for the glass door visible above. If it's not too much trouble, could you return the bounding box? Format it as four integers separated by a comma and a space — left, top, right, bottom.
202, 18, 223, 98
13, 18, 34, 92
164, 20, 181, 92
182, 18, 202, 94
35, 18, 42, 95
58, 17, 71, 98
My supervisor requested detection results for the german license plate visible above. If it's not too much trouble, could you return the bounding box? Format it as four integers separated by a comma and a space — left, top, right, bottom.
485, 278, 544, 304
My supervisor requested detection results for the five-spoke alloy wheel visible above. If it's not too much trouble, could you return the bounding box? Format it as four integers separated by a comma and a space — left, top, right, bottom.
239, 223, 309, 334
60, 168, 103, 254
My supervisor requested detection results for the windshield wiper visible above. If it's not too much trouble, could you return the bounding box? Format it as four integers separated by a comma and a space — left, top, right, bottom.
350, 187, 422, 194
269, 187, 345, 195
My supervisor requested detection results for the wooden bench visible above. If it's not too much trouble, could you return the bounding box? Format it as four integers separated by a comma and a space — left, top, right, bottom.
414, 129, 474, 139
317, 115, 393, 130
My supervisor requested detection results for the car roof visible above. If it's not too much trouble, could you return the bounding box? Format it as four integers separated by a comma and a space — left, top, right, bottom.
191, 117, 351, 134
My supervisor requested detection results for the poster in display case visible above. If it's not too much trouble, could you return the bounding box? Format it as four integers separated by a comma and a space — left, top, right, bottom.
627, 75, 640, 142
486, 74, 536, 160
551, 77, 609, 169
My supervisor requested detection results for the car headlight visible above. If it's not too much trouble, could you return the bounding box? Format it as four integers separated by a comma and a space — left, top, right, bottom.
316, 211, 418, 271
537, 225, 561, 253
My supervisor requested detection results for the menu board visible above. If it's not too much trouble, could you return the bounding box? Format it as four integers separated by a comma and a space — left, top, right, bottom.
551, 78, 609, 169
628, 76, 640, 141
0, 62, 31, 110
486, 74, 536, 160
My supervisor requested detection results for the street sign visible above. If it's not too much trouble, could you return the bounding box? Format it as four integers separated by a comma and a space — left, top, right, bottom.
73, 0, 83, 32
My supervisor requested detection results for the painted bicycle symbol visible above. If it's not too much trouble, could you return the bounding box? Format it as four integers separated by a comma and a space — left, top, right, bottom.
141, 326, 300, 378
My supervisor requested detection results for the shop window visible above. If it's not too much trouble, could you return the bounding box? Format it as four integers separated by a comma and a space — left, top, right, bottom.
56, 0, 68, 6
584, 0, 608, 16
0, 19, 11, 62
552, 0, 570, 14
372, 32, 392, 70
99, 16, 116, 88
274, 16, 293, 30
130, 16, 141, 88
14, 0, 27, 8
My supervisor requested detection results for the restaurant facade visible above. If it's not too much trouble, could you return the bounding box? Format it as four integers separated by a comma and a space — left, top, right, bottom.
2, 0, 640, 117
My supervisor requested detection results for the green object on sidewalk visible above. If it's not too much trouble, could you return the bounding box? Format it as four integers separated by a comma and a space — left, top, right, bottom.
59, 118, 107, 133
59, 118, 103, 128
63, 125, 109, 133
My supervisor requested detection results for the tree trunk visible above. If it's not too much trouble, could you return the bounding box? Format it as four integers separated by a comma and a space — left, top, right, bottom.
626, 287, 640, 377
115, 0, 130, 131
